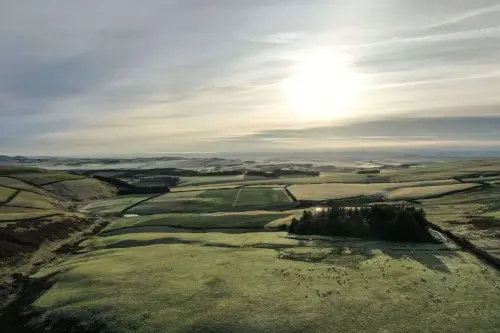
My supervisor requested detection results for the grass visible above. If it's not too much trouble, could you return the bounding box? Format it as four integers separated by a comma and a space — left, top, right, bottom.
0, 210, 64, 221
170, 184, 241, 192
102, 212, 292, 233
0, 186, 16, 202
177, 175, 246, 187
387, 183, 481, 200
234, 187, 292, 206
289, 180, 464, 201
0, 176, 53, 196
42, 179, 117, 201
7, 191, 62, 210
15, 172, 84, 185
129, 189, 241, 215
0, 165, 46, 175
79, 194, 152, 215
30, 231, 500, 333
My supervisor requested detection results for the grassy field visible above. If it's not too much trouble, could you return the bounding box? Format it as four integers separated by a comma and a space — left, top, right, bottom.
79, 194, 153, 215
6, 191, 62, 210
234, 187, 292, 206
0, 186, 16, 202
0, 210, 65, 221
42, 179, 117, 201
170, 184, 241, 192
5, 159, 500, 332
0, 176, 53, 196
128, 189, 240, 215
14, 172, 84, 185
177, 175, 246, 187
102, 212, 292, 233
29, 230, 500, 333
0, 165, 47, 175
288, 180, 466, 201
387, 183, 481, 200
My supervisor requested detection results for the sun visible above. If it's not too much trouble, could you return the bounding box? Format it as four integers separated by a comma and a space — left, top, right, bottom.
282, 50, 363, 121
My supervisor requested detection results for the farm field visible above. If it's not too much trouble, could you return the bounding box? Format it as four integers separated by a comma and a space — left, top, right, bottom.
13, 172, 84, 185
79, 194, 153, 215
6, 191, 62, 210
102, 212, 292, 233
28, 230, 500, 333
0, 177, 53, 196
4, 159, 500, 332
127, 187, 295, 215
128, 189, 239, 215
233, 187, 293, 207
42, 178, 117, 201
0, 186, 16, 202
288, 179, 468, 201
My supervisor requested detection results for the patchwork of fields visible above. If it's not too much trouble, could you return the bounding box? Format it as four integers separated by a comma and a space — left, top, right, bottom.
3, 159, 500, 332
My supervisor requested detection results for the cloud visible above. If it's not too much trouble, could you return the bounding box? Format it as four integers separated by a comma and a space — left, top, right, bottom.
1, 0, 500, 156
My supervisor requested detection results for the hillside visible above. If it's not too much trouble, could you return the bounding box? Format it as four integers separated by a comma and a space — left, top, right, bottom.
2, 159, 500, 332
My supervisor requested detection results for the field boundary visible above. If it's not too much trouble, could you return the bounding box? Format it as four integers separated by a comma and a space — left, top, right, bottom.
3, 176, 59, 199
427, 221, 500, 270
284, 185, 298, 202
120, 192, 168, 215
100, 224, 267, 235
0, 189, 20, 205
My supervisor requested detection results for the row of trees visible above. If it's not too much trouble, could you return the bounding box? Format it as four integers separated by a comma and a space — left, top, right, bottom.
289, 204, 436, 243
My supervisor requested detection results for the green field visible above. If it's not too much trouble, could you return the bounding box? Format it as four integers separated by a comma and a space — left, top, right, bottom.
4, 159, 500, 332
387, 183, 481, 200
42, 179, 117, 201
234, 187, 292, 206
79, 194, 152, 215
6, 191, 62, 210
128, 189, 240, 214
102, 212, 292, 233
0, 177, 53, 196
0, 186, 16, 202
288, 180, 464, 201
14, 172, 84, 185
29, 230, 500, 333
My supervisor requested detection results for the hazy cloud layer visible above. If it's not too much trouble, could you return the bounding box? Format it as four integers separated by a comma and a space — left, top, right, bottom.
1, 0, 500, 156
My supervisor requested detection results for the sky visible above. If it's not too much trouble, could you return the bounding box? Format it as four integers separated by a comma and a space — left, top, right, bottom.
1, 0, 500, 157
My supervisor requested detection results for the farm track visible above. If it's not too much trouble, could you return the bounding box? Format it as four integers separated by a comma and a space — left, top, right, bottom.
0, 190, 20, 205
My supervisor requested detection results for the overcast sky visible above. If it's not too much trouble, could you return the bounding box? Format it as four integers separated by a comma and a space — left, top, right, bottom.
1, 0, 500, 156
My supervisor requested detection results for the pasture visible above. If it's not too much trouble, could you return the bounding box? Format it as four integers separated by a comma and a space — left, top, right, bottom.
42, 178, 117, 201
233, 187, 293, 207
6, 191, 62, 210
79, 194, 153, 215
30, 230, 500, 333
14, 172, 84, 185
102, 212, 292, 233
128, 189, 239, 214
288, 180, 473, 201
0, 186, 16, 202
0, 177, 53, 196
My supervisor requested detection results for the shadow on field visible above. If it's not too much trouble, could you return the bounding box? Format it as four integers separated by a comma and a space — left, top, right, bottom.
97, 236, 305, 251
0, 270, 109, 333
95, 235, 458, 272
101, 225, 268, 236
380, 248, 459, 273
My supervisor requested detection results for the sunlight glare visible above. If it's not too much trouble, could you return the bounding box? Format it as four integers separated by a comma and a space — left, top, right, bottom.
283, 50, 364, 121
